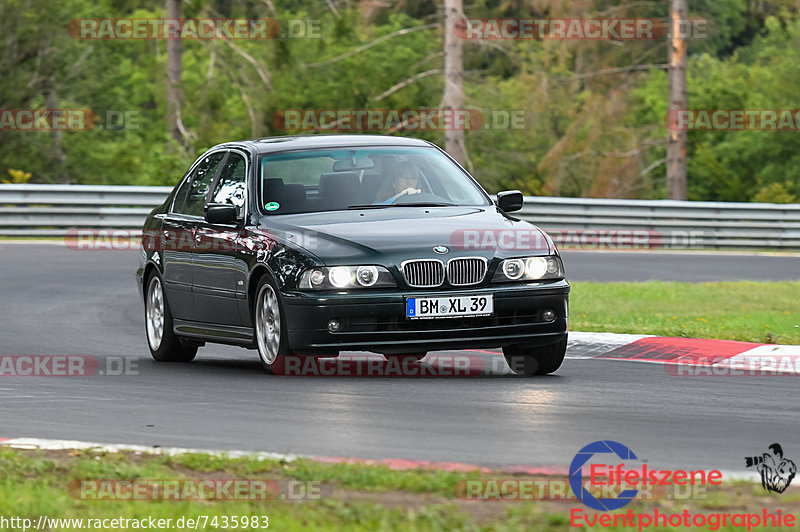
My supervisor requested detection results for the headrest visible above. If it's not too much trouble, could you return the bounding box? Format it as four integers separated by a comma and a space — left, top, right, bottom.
318, 172, 359, 198
262, 177, 285, 200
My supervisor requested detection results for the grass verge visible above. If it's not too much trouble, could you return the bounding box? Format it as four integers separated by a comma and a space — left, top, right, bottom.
570, 281, 800, 344
1, 448, 798, 531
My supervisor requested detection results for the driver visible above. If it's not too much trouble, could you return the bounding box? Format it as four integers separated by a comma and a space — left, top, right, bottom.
373, 166, 421, 205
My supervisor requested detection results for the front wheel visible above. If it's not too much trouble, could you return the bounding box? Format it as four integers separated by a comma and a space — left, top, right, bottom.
503, 336, 567, 376
144, 273, 197, 362
254, 276, 292, 373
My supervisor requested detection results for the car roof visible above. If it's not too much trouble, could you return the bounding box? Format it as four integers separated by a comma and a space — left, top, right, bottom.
211, 134, 436, 155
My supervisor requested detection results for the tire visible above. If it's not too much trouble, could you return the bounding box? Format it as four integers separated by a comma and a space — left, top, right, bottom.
503, 335, 567, 376
253, 275, 292, 373
144, 272, 197, 362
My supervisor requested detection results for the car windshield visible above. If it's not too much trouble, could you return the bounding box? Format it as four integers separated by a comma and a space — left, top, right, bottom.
258, 146, 490, 214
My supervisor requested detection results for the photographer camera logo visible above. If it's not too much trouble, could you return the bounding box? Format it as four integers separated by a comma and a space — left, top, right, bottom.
745, 443, 796, 494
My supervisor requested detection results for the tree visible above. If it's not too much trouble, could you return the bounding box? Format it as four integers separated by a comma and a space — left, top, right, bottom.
165, 0, 186, 152
442, 0, 466, 166
667, 0, 688, 200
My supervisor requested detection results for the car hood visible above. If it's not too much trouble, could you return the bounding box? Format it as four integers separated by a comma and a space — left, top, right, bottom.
255, 206, 553, 265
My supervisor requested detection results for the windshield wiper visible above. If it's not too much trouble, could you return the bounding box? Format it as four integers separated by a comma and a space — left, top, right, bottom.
346, 204, 394, 210
389, 202, 455, 207
346, 202, 455, 210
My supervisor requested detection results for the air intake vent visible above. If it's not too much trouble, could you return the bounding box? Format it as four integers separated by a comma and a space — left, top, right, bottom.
402, 260, 445, 288
447, 257, 487, 286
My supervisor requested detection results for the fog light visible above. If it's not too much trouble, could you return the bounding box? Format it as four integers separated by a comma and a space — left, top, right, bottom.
327, 319, 342, 333
542, 309, 556, 322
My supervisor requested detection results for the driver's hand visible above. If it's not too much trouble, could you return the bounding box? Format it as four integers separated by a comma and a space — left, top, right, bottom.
399, 187, 421, 197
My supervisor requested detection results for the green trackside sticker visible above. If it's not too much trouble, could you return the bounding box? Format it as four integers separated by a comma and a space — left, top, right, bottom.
265, 202, 280, 211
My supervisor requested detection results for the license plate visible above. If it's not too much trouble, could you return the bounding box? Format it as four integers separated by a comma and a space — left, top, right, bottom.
405, 295, 493, 319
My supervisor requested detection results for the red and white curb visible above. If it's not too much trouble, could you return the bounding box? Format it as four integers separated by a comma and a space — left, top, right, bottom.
0, 436, 757, 481
566, 332, 655, 359
567, 332, 800, 375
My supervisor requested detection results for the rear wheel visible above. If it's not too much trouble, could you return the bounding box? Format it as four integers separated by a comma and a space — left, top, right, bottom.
254, 276, 292, 373
145, 273, 197, 362
503, 336, 567, 376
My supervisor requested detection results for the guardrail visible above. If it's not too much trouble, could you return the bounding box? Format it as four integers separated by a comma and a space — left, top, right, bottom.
1, 184, 799, 249
518, 196, 800, 249
0, 184, 171, 237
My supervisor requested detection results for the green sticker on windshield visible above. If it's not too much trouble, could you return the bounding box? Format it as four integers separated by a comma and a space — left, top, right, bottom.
265, 202, 280, 211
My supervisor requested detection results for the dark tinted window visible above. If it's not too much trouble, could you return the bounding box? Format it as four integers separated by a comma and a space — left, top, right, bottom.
210, 152, 247, 217
174, 152, 226, 216
258, 147, 489, 214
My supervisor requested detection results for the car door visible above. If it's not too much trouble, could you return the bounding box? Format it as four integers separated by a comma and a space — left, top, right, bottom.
192, 150, 250, 326
161, 150, 227, 321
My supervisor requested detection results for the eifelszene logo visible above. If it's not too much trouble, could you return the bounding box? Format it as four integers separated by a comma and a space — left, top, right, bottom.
745, 443, 796, 494
570, 440, 722, 512
570, 440, 639, 511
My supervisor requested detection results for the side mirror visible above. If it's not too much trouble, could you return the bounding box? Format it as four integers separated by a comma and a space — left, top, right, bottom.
496, 190, 524, 213
205, 203, 239, 225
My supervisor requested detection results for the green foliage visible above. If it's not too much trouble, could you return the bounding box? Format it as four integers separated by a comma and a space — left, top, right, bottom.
630, 13, 800, 202
1, 0, 798, 200
2, 169, 32, 183
752, 182, 798, 203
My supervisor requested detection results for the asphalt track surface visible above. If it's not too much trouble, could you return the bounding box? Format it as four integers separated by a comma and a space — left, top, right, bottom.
1, 244, 799, 471
559, 250, 800, 282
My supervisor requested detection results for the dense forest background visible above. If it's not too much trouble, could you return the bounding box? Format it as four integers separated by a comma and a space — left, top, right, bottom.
1, 0, 798, 202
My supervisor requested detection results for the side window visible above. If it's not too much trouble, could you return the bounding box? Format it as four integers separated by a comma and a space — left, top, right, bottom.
210, 152, 247, 218
172, 175, 193, 213
173, 152, 226, 216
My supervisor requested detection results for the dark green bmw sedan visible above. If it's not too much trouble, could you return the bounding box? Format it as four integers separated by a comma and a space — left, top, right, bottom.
136, 135, 569, 376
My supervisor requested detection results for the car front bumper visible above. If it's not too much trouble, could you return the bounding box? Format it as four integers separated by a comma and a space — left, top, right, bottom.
282, 280, 569, 355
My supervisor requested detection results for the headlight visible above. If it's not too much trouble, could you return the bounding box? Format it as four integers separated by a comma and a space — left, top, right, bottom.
502, 259, 525, 280
329, 267, 351, 288
492, 255, 564, 282
299, 265, 396, 290
356, 266, 379, 287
